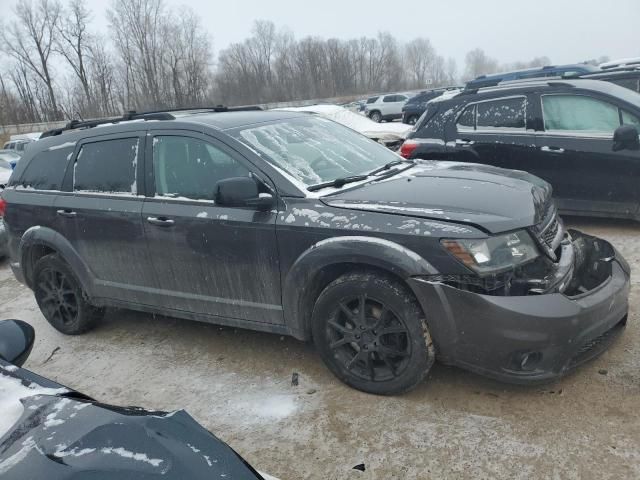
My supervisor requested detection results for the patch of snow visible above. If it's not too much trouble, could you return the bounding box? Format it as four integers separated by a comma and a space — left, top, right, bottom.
0, 373, 68, 438
100, 447, 164, 467
196, 211, 208, 218
259, 471, 281, 480
0, 437, 36, 475
47, 141, 76, 151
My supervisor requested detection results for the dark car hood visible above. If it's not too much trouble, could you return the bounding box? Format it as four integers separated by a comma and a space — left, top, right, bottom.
0, 362, 264, 480
323, 161, 552, 233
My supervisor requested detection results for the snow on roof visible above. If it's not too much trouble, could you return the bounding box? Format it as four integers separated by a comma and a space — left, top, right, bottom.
600, 56, 640, 69
273, 104, 411, 141
429, 88, 462, 103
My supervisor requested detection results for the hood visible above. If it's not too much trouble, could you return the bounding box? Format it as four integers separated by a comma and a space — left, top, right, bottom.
323, 161, 552, 234
0, 168, 12, 187
0, 363, 265, 480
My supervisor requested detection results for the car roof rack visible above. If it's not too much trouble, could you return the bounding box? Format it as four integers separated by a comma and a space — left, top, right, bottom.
40, 105, 263, 138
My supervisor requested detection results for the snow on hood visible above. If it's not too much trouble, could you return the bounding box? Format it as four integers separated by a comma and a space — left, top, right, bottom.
274, 104, 412, 141
0, 371, 68, 439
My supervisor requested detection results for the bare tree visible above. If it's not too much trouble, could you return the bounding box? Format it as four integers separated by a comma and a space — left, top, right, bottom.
404, 38, 435, 88
464, 48, 499, 80
55, 0, 93, 114
2, 0, 62, 119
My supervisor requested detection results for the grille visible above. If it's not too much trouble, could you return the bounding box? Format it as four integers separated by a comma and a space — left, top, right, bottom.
531, 206, 564, 260
567, 317, 626, 369
541, 216, 560, 248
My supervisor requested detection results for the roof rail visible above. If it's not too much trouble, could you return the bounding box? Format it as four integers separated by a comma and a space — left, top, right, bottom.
40, 105, 263, 138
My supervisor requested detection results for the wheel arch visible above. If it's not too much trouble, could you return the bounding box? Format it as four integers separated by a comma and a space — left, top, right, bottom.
20, 226, 95, 296
283, 236, 438, 341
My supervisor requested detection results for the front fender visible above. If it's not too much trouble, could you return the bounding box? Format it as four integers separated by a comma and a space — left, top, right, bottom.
19, 226, 95, 296
283, 236, 438, 339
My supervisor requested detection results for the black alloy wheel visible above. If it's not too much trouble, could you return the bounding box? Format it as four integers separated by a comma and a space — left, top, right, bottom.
327, 294, 411, 382
312, 271, 435, 395
33, 254, 104, 335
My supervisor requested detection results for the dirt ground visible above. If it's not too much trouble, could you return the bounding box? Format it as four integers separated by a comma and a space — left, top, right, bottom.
2, 217, 639, 480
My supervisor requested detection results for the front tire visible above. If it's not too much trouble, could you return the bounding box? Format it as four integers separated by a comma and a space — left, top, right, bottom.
407, 114, 419, 125
369, 111, 382, 123
33, 254, 104, 335
312, 271, 435, 395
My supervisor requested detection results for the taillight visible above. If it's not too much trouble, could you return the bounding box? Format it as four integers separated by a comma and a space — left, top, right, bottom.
399, 140, 418, 159
0, 198, 7, 217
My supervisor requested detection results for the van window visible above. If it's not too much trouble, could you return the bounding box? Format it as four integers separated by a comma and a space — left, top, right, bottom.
476, 97, 526, 130
18, 146, 74, 190
153, 136, 250, 200
74, 138, 139, 193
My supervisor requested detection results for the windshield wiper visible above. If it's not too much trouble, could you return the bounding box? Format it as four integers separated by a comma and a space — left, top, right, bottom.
307, 174, 369, 192
369, 159, 414, 176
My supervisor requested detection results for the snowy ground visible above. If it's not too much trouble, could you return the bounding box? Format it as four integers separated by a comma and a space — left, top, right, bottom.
0, 216, 638, 479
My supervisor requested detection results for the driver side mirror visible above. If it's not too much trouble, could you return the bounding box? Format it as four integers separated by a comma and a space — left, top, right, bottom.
215, 177, 274, 211
613, 124, 640, 151
0, 320, 35, 367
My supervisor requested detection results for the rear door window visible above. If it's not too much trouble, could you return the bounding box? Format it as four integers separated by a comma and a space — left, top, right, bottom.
17, 145, 74, 190
456, 104, 476, 130
542, 95, 621, 133
383, 95, 397, 103
152, 135, 250, 200
74, 137, 139, 193
476, 97, 526, 130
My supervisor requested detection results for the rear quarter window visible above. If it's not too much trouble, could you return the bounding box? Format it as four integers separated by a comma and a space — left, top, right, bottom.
13, 145, 74, 190
74, 137, 139, 194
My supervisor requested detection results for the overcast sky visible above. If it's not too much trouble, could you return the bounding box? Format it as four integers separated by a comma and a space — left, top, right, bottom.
6, 0, 640, 68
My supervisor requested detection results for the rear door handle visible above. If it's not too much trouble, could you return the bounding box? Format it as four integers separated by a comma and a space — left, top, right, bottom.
455, 139, 474, 146
147, 216, 175, 227
56, 209, 77, 218
540, 146, 565, 153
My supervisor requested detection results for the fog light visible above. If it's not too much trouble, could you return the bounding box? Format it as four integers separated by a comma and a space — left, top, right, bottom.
512, 351, 543, 371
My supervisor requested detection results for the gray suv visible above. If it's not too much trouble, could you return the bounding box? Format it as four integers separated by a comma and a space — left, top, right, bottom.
2, 107, 630, 394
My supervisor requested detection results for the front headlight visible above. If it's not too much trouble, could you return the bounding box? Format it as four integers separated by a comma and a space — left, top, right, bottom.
441, 230, 540, 274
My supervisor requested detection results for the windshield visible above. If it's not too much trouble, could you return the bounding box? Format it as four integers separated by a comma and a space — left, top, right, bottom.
233, 116, 401, 188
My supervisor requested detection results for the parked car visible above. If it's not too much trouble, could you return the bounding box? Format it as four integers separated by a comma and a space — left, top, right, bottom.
3, 138, 34, 153
578, 67, 640, 93
276, 104, 411, 149
402, 87, 461, 125
364, 93, 409, 122
0, 150, 22, 169
2, 107, 630, 394
400, 79, 640, 221
466, 64, 600, 89
0, 319, 278, 479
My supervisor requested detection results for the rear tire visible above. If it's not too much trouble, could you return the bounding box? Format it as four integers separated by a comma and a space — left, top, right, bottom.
369, 111, 382, 123
33, 254, 104, 335
312, 271, 435, 395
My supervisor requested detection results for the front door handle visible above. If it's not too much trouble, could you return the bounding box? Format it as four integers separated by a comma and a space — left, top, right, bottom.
147, 216, 175, 227
56, 209, 77, 218
455, 139, 474, 146
540, 146, 565, 153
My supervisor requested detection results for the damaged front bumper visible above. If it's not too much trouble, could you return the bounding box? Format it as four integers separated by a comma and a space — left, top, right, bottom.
408, 230, 630, 384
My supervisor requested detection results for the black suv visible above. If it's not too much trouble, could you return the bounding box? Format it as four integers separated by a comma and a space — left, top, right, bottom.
401, 79, 640, 220
579, 67, 640, 93
401, 87, 460, 125
2, 108, 630, 394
